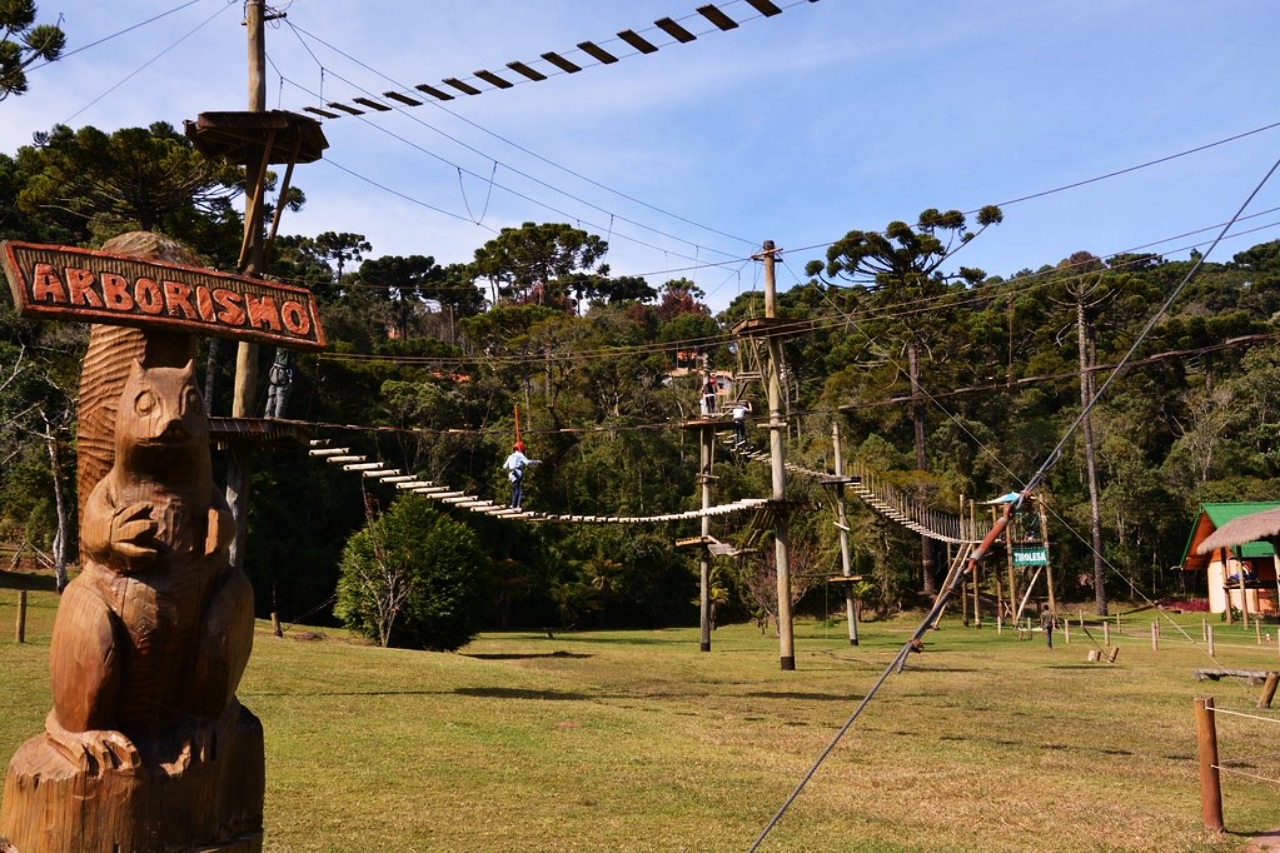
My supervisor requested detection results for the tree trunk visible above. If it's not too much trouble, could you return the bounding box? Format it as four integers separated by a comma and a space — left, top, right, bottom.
43, 422, 70, 591
1077, 302, 1108, 616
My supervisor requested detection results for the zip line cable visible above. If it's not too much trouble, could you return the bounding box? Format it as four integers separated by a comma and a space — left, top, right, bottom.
782, 118, 1280, 261
746, 155, 1280, 851
14, 0, 213, 75
280, 71, 732, 269
61, 1, 237, 126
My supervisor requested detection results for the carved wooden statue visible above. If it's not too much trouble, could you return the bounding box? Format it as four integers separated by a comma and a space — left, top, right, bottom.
0, 233, 265, 852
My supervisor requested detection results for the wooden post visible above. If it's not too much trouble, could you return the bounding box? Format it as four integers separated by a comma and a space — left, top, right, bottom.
1208, 624, 1215, 657
759, 240, 794, 671
1256, 622, 1262, 645
1151, 621, 1159, 652
1038, 496, 1056, 615
226, 0, 268, 573
1195, 696, 1225, 833
699, 424, 714, 653
1104, 621, 1111, 647
970, 501, 981, 628
1063, 620, 1070, 645
1005, 504, 1018, 627
1258, 673, 1279, 709
832, 422, 858, 646
14, 590, 26, 644
271, 612, 282, 638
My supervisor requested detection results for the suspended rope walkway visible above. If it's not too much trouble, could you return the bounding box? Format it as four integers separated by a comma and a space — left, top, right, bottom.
308, 440, 767, 524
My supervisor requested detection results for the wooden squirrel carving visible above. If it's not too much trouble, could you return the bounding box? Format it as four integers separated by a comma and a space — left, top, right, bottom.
45, 357, 254, 770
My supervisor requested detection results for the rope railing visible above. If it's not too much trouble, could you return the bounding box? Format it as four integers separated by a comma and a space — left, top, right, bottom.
728, 440, 979, 544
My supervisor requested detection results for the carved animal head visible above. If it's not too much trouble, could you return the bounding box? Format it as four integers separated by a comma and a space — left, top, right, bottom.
116, 359, 209, 469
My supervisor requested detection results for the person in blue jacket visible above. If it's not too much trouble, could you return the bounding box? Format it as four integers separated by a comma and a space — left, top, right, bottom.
503, 441, 539, 509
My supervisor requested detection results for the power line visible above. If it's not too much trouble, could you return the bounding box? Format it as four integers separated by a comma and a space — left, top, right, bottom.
284, 19, 759, 251
61, 0, 237, 126
18, 0, 214, 72
275, 28, 747, 265
784, 118, 1280, 262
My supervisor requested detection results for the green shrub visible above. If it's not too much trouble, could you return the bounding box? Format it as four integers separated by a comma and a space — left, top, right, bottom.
335, 496, 492, 651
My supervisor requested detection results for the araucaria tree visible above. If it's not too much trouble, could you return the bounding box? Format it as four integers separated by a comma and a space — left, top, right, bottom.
807, 206, 1002, 594
0, 0, 64, 101
335, 495, 492, 651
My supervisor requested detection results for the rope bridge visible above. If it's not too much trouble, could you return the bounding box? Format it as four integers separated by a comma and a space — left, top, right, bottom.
309, 440, 767, 523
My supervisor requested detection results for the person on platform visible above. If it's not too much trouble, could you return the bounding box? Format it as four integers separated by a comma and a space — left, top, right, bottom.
700, 373, 718, 417
731, 400, 752, 445
263, 349, 293, 419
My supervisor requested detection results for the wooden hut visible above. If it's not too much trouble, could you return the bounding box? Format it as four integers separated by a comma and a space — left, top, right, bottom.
1182, 502, 1280, 615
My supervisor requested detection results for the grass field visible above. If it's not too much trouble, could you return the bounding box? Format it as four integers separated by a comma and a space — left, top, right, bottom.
2, 579, 1279, 852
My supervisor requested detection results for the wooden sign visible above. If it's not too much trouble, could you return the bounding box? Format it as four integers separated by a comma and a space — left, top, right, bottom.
2, 240, 326, 350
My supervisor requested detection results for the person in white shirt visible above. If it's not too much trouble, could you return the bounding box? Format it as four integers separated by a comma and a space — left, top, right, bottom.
731, 400, 752, 445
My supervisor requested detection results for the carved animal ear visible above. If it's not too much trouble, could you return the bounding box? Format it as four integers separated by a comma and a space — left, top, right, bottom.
129, 358, 146, 379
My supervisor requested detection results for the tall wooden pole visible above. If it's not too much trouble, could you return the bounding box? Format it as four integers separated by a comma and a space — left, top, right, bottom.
760, 240, 795, 670
832, 422, 858, 645
1195, 696, 1225, 833
699, 424, 714, 652
1038, 496, 1056, 615
226, 0, 267, 570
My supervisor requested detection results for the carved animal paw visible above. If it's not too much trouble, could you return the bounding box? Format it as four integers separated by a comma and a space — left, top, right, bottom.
205, 504, 234, 558
45, 713, 140, 775
111, 500, 159, 568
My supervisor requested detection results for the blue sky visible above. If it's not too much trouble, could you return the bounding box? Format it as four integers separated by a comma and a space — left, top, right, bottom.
3, 0, 1279, 313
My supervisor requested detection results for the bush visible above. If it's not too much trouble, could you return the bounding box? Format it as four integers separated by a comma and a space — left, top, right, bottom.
335, 495, 492, 651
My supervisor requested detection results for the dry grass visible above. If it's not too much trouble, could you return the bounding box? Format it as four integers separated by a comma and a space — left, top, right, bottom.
2, 588, 1278, 852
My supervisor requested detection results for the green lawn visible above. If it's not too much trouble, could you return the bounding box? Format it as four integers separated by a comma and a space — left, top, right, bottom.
2, 586, 1277, 852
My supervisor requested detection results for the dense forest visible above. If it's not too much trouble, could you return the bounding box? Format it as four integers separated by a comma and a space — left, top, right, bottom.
3, 122, 1278, 645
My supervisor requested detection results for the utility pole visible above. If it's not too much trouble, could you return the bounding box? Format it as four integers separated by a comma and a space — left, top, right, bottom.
699, 424, 714, 652
226, 0, 268, 570
760, 240, 795, 670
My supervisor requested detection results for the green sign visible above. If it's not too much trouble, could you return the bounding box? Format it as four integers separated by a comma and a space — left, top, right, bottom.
1013, 546, 1048, 567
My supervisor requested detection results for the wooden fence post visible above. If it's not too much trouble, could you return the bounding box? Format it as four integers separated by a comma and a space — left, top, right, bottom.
15, 590, 26, 644
1208, 624, 1215, 658
1104, 622, 1111, 647
1195, 696, 1224, 833
1151, 621, 1159, 652
1259, 673, 1279, 710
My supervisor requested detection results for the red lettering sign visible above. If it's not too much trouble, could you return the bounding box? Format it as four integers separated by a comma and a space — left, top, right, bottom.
1, 241, 326, 350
